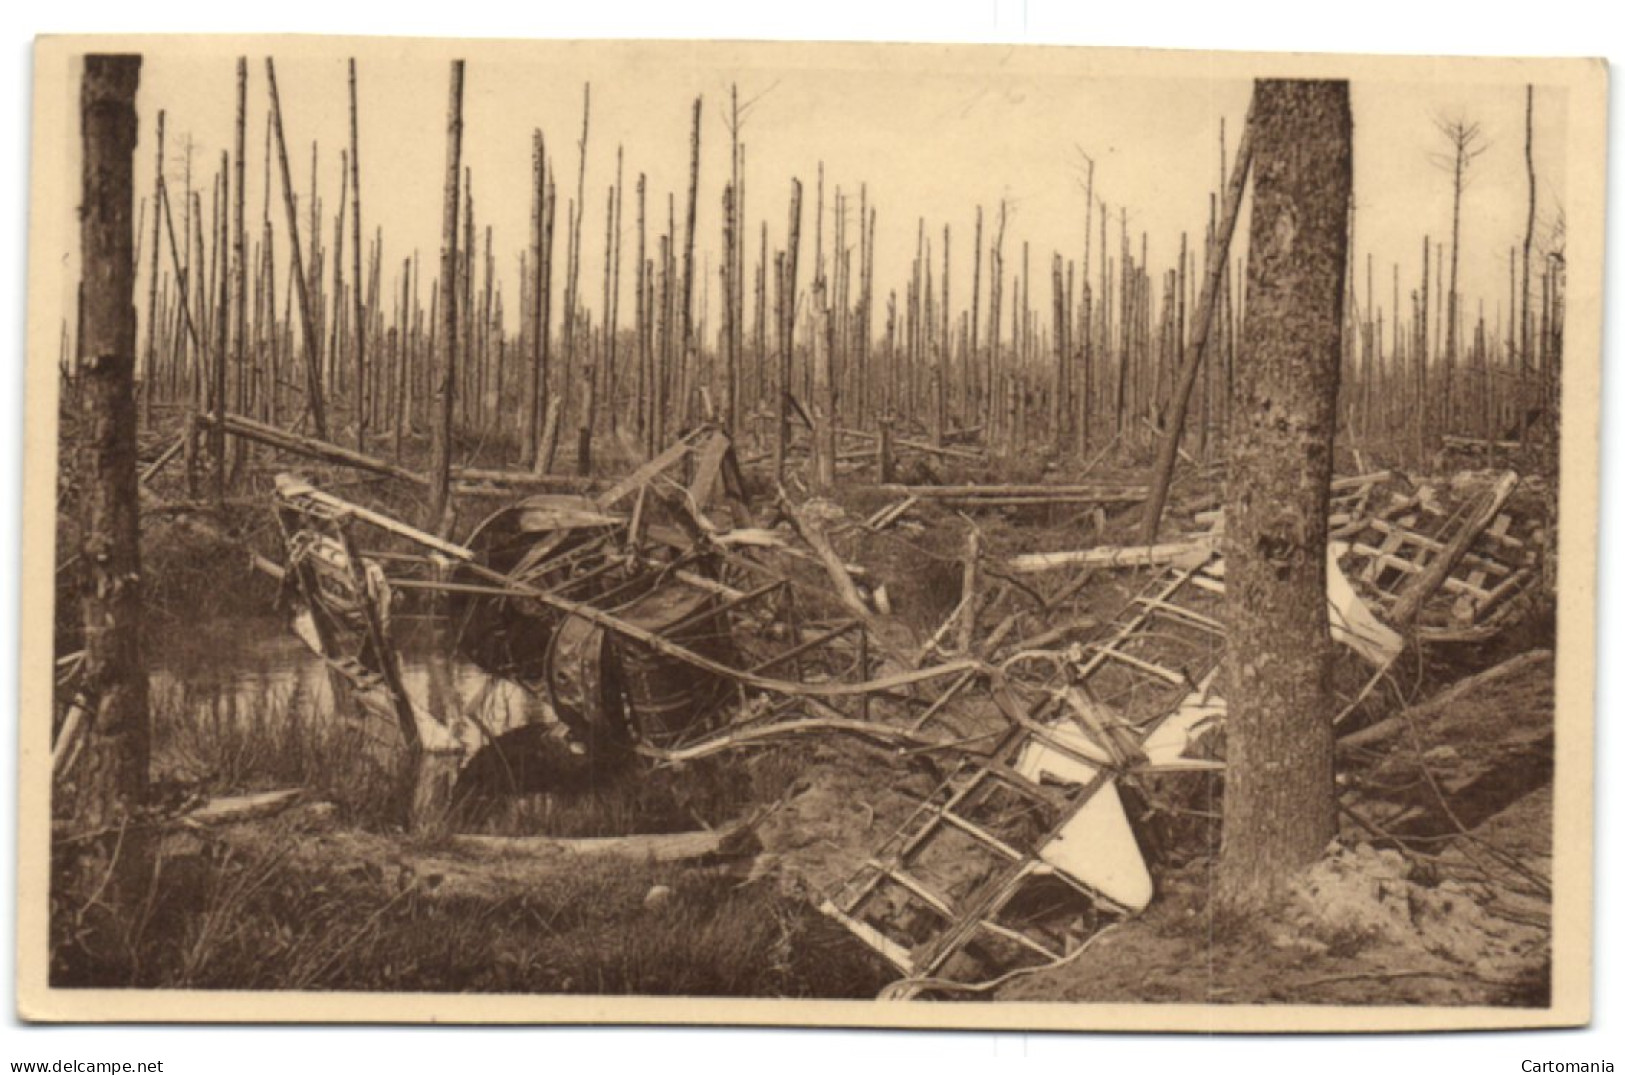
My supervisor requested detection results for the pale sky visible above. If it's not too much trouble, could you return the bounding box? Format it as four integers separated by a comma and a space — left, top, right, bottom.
41, 39, 1572, 353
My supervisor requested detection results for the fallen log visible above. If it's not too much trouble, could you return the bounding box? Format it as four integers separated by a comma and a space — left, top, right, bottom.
199, 412, 427, 486
1008, 538, 1213, 575
275, 474, 475, 561
838, 426, 986, 461
957, 528, 981, 654
451, 823, 750, 864
139, 432, 187, 485
207, 413, 601, 495
51, 695, 89, 779
998, 617, 1099, 654
638, 717, 941, 763
451, 465, 601, 491
778, 485, 912, 667
939, 495, 1135, 509
1332, 470, 1395, 492
182, 789, 305, 826
53, 789, 312, 845
596, 429, 706, 508
1443, 434, 1525, 452
864, 495, 917, 531
248, 552, 286, 581
1338, 649, 1552, 753
884, 482, 1146, 501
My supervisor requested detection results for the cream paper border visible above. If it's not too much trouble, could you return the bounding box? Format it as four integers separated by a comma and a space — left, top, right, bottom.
16, 34, 1607, 1031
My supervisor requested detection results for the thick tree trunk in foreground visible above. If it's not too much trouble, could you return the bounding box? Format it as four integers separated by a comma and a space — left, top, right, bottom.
72, 54, 149, 835
1218, 79, 1350, 908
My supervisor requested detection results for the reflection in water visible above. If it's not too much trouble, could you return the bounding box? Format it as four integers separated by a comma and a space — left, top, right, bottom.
148, 613, 556, 767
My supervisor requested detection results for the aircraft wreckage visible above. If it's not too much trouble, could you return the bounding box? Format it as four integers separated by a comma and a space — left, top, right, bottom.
264, 427, 1545, 994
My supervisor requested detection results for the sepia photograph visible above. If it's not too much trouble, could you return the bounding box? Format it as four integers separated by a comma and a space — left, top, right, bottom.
15, 29, 1606, 1035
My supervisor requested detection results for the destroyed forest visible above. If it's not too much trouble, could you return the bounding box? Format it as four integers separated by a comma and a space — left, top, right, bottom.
41, 42, 1580, 1015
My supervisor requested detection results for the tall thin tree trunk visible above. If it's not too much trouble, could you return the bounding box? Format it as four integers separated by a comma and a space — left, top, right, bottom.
211, 152, 229, 501
229, 66, 248, 477
562, 85, 589, 442
142, 110, 163, 426
970, 205, 982, 428
722, 182, 737, 433
679, 96, 702, 428
634, 173, 647, 445
607, 147, 623, 436
1521, 85, 1536, 441
1141, 104, 1255, 543
348, 58, 366, 450
428, 60, 464, 531
1446, 149, 1463, 431
536, 170, 557, 473
264, 58, 329, 439
812, 278, 835, 489
525, 131, 546, 465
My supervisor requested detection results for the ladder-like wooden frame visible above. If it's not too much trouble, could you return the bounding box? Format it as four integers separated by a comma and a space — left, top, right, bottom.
822, 552, 1229, 993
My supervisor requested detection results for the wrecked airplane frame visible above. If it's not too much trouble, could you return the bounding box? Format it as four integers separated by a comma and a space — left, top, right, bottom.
266, 440, 1542, 996
269, 428, 985, 818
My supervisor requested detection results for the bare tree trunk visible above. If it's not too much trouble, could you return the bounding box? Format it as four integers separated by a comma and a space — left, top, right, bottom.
756, 221, 768, 437
579, 185, 614, 475
721, 182, 736, 433
1219, 79, 1350, 908
229, 68, 248, 478
211, 152, 229, 502
970, 205, 982, 428
220, 67, 249, 495
348, 58, 366, 451
428, 60, 464, 532
71, 53, 149, 851
1427, 115, 1484, 438
775, 180, 802, 481
329, 149, 346, 400
142, 110, 163, 426
396, 255, 411, 455
1141, 104, 1254, 543
562, 85, 589, 444
607, 147, 623, 435
1418, 235, 1430, 461
812, 279, 835, 489
1521, 85, 1536, 443
536, 170, 557, 473
679, 96, 702, 428
634, 173, 646, 446
860, 198, 875, 430
940, 224, 951, 442
732, 96, 747, 429
525, 130, 545, 465
264, 58, 329, 439
989, 202, 1005, 444
460, 178, 475, 430
654, 232, 670, 454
